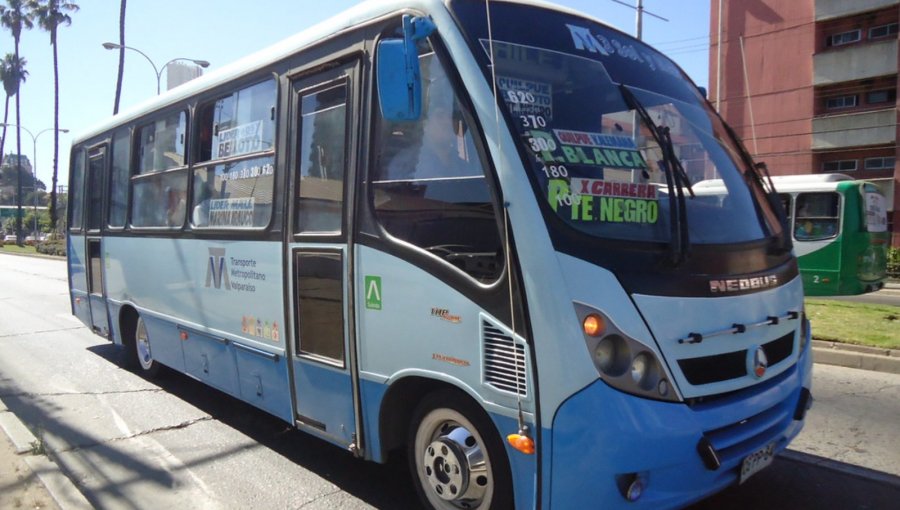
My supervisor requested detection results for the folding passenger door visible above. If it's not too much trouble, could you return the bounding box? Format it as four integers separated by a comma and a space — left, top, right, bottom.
85, 144, 110, 337
285, 57, 361, 450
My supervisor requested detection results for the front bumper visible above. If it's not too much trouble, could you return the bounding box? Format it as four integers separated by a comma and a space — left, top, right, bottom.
545, 339, 813, 509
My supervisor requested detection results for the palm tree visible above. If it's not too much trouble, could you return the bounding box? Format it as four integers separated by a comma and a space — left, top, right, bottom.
0, 53, 27, 160
0, 0, 33, 244
113, 0, 125, 114
28, 0, 78, 232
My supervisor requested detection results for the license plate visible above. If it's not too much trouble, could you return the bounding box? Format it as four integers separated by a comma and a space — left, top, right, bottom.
739, 442, 775, 484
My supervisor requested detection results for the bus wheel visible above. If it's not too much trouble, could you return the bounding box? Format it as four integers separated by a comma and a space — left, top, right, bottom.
409, 390, 513, 510
132, 316, 161, 378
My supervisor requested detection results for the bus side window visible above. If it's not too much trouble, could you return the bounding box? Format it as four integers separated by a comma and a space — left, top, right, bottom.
778, 194, 792, 223
295, 83, 348, 234
192, 80, 276, 229
69, 149, 86, 231
109, 129, 131, 228
778, 193, 793, 234
371, 47, 503, 282
131, 111, 189, 228
794, 192, 839, 240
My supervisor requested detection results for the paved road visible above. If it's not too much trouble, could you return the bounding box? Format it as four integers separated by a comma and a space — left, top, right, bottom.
1, 253, 898, 509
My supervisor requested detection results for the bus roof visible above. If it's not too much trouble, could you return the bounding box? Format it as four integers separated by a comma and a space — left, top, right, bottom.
73, 0, 611, 146
692, 173, 862, 194
768, 173, 853, 184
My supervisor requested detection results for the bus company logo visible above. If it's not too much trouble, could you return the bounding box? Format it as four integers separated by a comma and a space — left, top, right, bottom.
748, 346, 768, 379
205, 247, 231, 290
709, 275, 778, 294
566, 24, 612, 56
565, 24, 681, 78
431, 307, 462, 324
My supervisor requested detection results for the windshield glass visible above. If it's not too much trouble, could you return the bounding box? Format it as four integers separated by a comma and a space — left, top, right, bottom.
452, 2, 778, 246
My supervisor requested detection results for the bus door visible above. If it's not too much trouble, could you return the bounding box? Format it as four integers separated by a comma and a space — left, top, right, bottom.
286, 59, 361, 450
85, 145, 110, 337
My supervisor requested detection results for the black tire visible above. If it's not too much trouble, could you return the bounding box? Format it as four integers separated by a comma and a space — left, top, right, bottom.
118, 309, 139, 370
408, 389, 514, 510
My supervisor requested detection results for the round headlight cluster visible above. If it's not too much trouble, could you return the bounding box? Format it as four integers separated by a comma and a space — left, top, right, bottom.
630, 352, 663, 392
579, 306, 678, 402
595, 335, 630, 377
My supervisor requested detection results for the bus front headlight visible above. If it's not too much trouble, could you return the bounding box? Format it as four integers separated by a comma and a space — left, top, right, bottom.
576, 303, 680, 402
630, 352, 650, 385
595, 335, 630, 376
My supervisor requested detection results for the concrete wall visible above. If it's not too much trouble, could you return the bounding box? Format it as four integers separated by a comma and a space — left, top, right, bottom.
814, 39, 898, 85
812, 109, 897, 149
816, 0, 899, 21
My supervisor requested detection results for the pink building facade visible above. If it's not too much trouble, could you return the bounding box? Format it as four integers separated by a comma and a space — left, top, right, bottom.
709, 0, 900, 246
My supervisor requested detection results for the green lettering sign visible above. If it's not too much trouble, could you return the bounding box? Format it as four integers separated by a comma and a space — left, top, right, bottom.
365, 275, 382, 310
597, 197, 658, 224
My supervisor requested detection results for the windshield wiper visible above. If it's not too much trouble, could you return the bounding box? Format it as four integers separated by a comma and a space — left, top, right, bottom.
718, 116, 793, 254
618, 84, 692, 266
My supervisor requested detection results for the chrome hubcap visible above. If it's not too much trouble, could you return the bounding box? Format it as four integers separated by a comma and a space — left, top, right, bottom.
421, 424, 488, 507
135, 319, 153, 370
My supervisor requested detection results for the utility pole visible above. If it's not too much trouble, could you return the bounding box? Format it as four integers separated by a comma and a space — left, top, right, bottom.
716, 0, 723, 111
611, 0, 670, 185
611, 0, 669, 41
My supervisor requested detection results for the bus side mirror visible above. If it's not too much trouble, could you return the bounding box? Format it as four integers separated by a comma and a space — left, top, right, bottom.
698, 86, 708, 99
377, 15, 436, 121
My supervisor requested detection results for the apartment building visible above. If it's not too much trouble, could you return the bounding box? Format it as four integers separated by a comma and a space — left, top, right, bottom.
709, 0, 899, 245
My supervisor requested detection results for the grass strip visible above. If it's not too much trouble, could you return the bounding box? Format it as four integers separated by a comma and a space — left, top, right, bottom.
806, 298, 900, 350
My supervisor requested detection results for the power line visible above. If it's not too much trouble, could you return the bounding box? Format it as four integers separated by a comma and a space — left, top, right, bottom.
755, 143, 899, 158
731, 121, 898, 140
718, 76, 898, 103
650, 35, 709, 47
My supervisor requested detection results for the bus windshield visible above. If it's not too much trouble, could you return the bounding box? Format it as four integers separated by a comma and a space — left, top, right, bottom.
453, 2, 779, 247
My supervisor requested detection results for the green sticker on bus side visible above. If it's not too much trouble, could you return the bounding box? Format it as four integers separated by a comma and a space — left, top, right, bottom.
365, 275, 382, 310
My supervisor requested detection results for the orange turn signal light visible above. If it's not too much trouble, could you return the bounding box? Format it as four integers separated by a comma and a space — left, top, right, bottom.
583, 314, 605, 337
507, 433, 535, 455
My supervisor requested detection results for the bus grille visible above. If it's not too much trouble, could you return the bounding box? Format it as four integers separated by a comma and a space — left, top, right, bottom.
677, 332, 794, 386
701, 383, 795, 468
482, 321, 527, 397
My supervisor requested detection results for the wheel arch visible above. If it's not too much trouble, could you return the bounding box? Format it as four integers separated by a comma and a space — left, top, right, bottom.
378, 375, 500, 460
117, 304, 140, 369
118, 304, 139, 348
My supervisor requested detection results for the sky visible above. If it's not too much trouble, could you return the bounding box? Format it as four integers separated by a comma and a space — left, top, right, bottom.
0, 0, 711, 188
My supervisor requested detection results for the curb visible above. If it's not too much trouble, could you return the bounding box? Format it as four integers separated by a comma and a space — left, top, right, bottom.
0, 397, 92, 510
0, 403, 38, 454
812, 340, 900, 375
0, 250, 65, 261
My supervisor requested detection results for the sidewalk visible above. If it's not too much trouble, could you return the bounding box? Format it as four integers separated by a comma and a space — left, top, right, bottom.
0, 397, 91, 510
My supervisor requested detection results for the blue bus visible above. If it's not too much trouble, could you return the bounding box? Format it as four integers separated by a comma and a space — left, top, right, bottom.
68, 1, 812, 508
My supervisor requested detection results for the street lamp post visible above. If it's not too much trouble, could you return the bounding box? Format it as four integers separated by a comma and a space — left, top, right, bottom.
0, 124, 69, 239
102, 43, 210, 95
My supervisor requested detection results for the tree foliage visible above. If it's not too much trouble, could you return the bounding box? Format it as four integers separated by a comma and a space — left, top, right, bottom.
0, 53, 27, 159
27, 0, 78, 230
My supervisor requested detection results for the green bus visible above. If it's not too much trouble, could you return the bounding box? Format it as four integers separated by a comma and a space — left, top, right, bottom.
693, 174, 889, 296
774, 174, 889, 296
